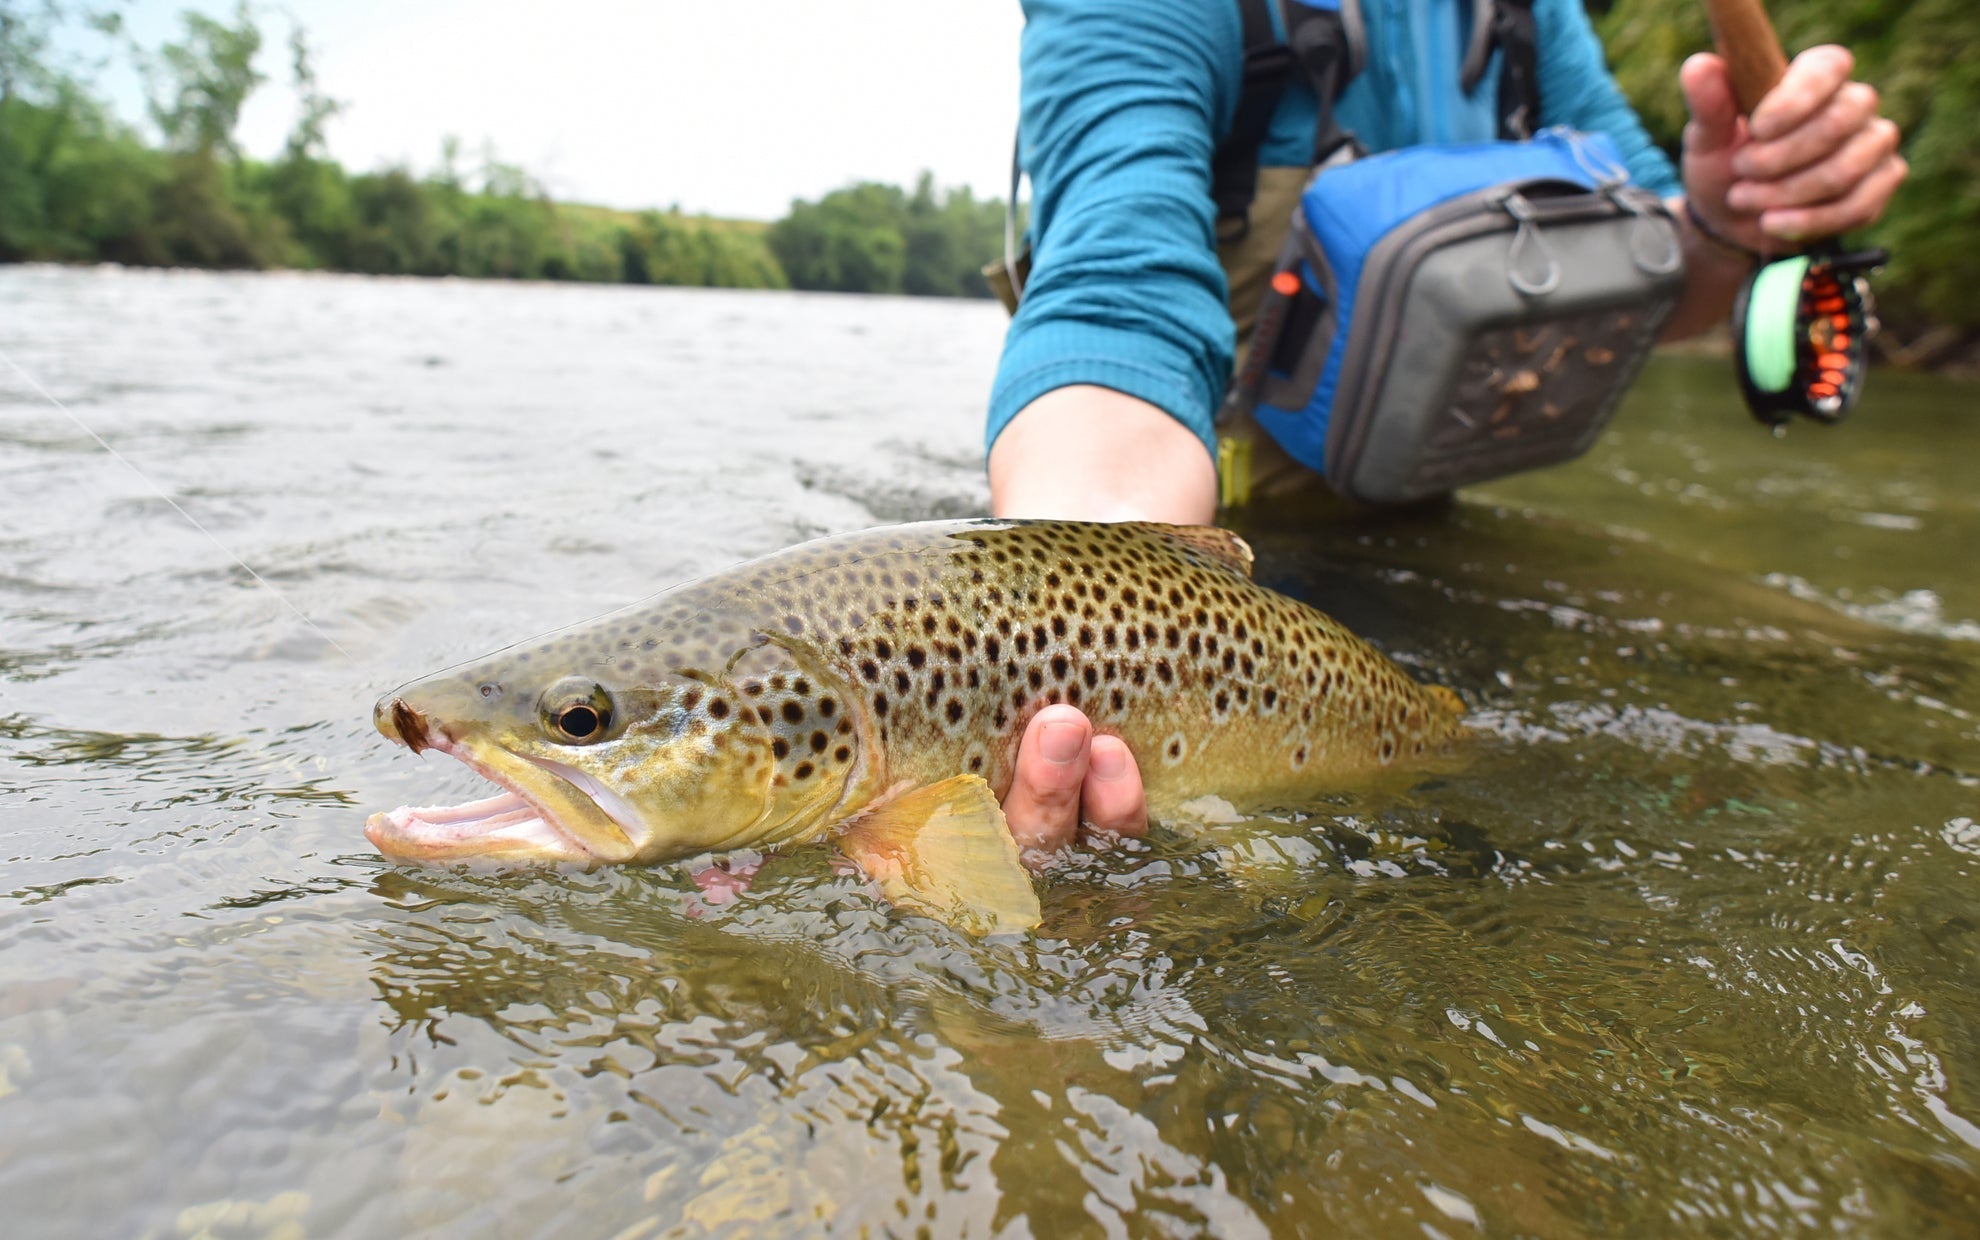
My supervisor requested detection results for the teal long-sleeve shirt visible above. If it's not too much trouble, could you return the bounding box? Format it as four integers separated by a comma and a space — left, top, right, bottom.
988, 0, 1681, 461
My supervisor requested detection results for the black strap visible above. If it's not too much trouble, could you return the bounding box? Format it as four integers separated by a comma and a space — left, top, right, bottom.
1491, 0, 1541, 140
1459, 0, 1544, 140
1210, 0, 1297, 229
1284, 2, 1359, 165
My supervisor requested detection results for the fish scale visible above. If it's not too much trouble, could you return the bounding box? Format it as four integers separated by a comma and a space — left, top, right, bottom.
367, 520, 1466, 927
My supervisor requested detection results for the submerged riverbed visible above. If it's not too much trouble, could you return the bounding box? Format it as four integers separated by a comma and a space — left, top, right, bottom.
2, 265, 1976, 1236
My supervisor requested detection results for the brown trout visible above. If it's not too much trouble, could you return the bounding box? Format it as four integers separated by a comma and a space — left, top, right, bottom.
368, 520, 1466, 932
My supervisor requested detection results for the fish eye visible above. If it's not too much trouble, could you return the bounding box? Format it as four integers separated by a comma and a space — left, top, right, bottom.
539, 677, 614, 744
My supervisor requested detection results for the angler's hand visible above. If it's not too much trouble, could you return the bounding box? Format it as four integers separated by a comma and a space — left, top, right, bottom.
1680, 46, 1905, 253
1002, 705, 1149, 860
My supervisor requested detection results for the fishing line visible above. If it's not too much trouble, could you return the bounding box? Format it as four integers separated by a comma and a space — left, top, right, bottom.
1, 348, 359, 664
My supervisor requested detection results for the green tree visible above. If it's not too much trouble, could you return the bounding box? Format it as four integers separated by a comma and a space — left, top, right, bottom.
142, 1, 261, 158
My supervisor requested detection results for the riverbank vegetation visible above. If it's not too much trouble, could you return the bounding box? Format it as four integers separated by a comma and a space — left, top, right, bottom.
0, 4, 996, 296
2, 1, 1977, 355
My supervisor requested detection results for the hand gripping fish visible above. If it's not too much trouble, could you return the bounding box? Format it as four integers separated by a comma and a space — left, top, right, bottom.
368, 521, 1466, 934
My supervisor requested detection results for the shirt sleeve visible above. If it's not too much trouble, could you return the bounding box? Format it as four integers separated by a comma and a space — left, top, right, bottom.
1531, 0, 1681, 198
986, 0, 1245, 461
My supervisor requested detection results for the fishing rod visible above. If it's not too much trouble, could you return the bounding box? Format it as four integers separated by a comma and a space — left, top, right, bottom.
1703, 0, 1887, 430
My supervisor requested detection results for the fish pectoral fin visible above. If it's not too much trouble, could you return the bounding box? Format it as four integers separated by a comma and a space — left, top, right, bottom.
1134, 523, 1254, 578
836, 775, 1041, 936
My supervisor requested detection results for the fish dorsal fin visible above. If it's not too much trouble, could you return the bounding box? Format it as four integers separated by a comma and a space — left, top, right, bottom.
836, 775, 1041, 936
1137, 523, 1255, 578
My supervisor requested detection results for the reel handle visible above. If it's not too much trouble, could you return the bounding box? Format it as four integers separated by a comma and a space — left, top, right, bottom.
1703, 0, 1790, 116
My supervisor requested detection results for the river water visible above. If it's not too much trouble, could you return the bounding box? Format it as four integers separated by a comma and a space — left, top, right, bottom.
2, 264, 1976, 1237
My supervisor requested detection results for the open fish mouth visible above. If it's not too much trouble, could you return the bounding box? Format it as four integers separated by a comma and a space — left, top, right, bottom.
364, 787, 595, 862
366, 701, 638, 865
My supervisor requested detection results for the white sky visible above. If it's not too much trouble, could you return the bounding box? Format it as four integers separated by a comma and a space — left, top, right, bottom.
71, 0, 1024, 220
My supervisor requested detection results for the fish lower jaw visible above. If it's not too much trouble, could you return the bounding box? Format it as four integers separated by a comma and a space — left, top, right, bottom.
368, 733, 639, 866
365, 791, 598, 864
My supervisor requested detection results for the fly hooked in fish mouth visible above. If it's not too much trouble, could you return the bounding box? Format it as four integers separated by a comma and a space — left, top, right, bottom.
381, 697, 433, 755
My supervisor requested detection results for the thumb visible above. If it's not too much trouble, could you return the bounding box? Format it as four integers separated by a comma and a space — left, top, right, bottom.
1680, 53, 1743, 158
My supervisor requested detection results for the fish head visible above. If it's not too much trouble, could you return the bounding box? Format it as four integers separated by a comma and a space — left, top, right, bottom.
366, 648, 821, 866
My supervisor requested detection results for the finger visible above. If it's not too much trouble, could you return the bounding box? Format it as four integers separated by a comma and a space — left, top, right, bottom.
1001, 705, 1091, 854
1679, 53, 1743, 157
1761, 152, 1908, 244
1748, 45, 1855, 143
1729, 118, 1900, 214
1734, 81, 1881, 182
1080, 734, 1148, 839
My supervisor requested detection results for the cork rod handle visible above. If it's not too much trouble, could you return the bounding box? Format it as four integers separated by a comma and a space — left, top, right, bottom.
1703, 0, 1790, 115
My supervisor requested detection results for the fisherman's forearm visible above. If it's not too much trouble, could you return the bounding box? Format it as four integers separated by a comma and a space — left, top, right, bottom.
1659, 199, 1757, 343
988, 386, 1218, 525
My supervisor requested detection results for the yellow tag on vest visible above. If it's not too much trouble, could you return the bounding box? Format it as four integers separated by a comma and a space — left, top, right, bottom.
1217, 435, 1254, 509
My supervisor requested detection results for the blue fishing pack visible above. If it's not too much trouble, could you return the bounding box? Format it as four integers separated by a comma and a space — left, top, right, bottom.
1230, 128, 1686, 503
1217, 0, 1688, 504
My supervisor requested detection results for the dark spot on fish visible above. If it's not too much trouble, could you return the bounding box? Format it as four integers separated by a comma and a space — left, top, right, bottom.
1027, 668, 1044, 690
835, 745, 851, 763
894, 670, 911, 695
945, 699, 964, 725
873, 694, 889, 717
758, 706, 776, 725
794, 761, 814, 780
810, 731, 827, 752
1051, 616, 1067, 639
1109, 688, 1125, 711
1155, 661, 1173, 684
708, 699, 730, 720
1167, 738, 1181, 759
875, 638, 893, 659
907, 647, 927, 669
772, 738, 790, 759
783, 615, 804, 635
